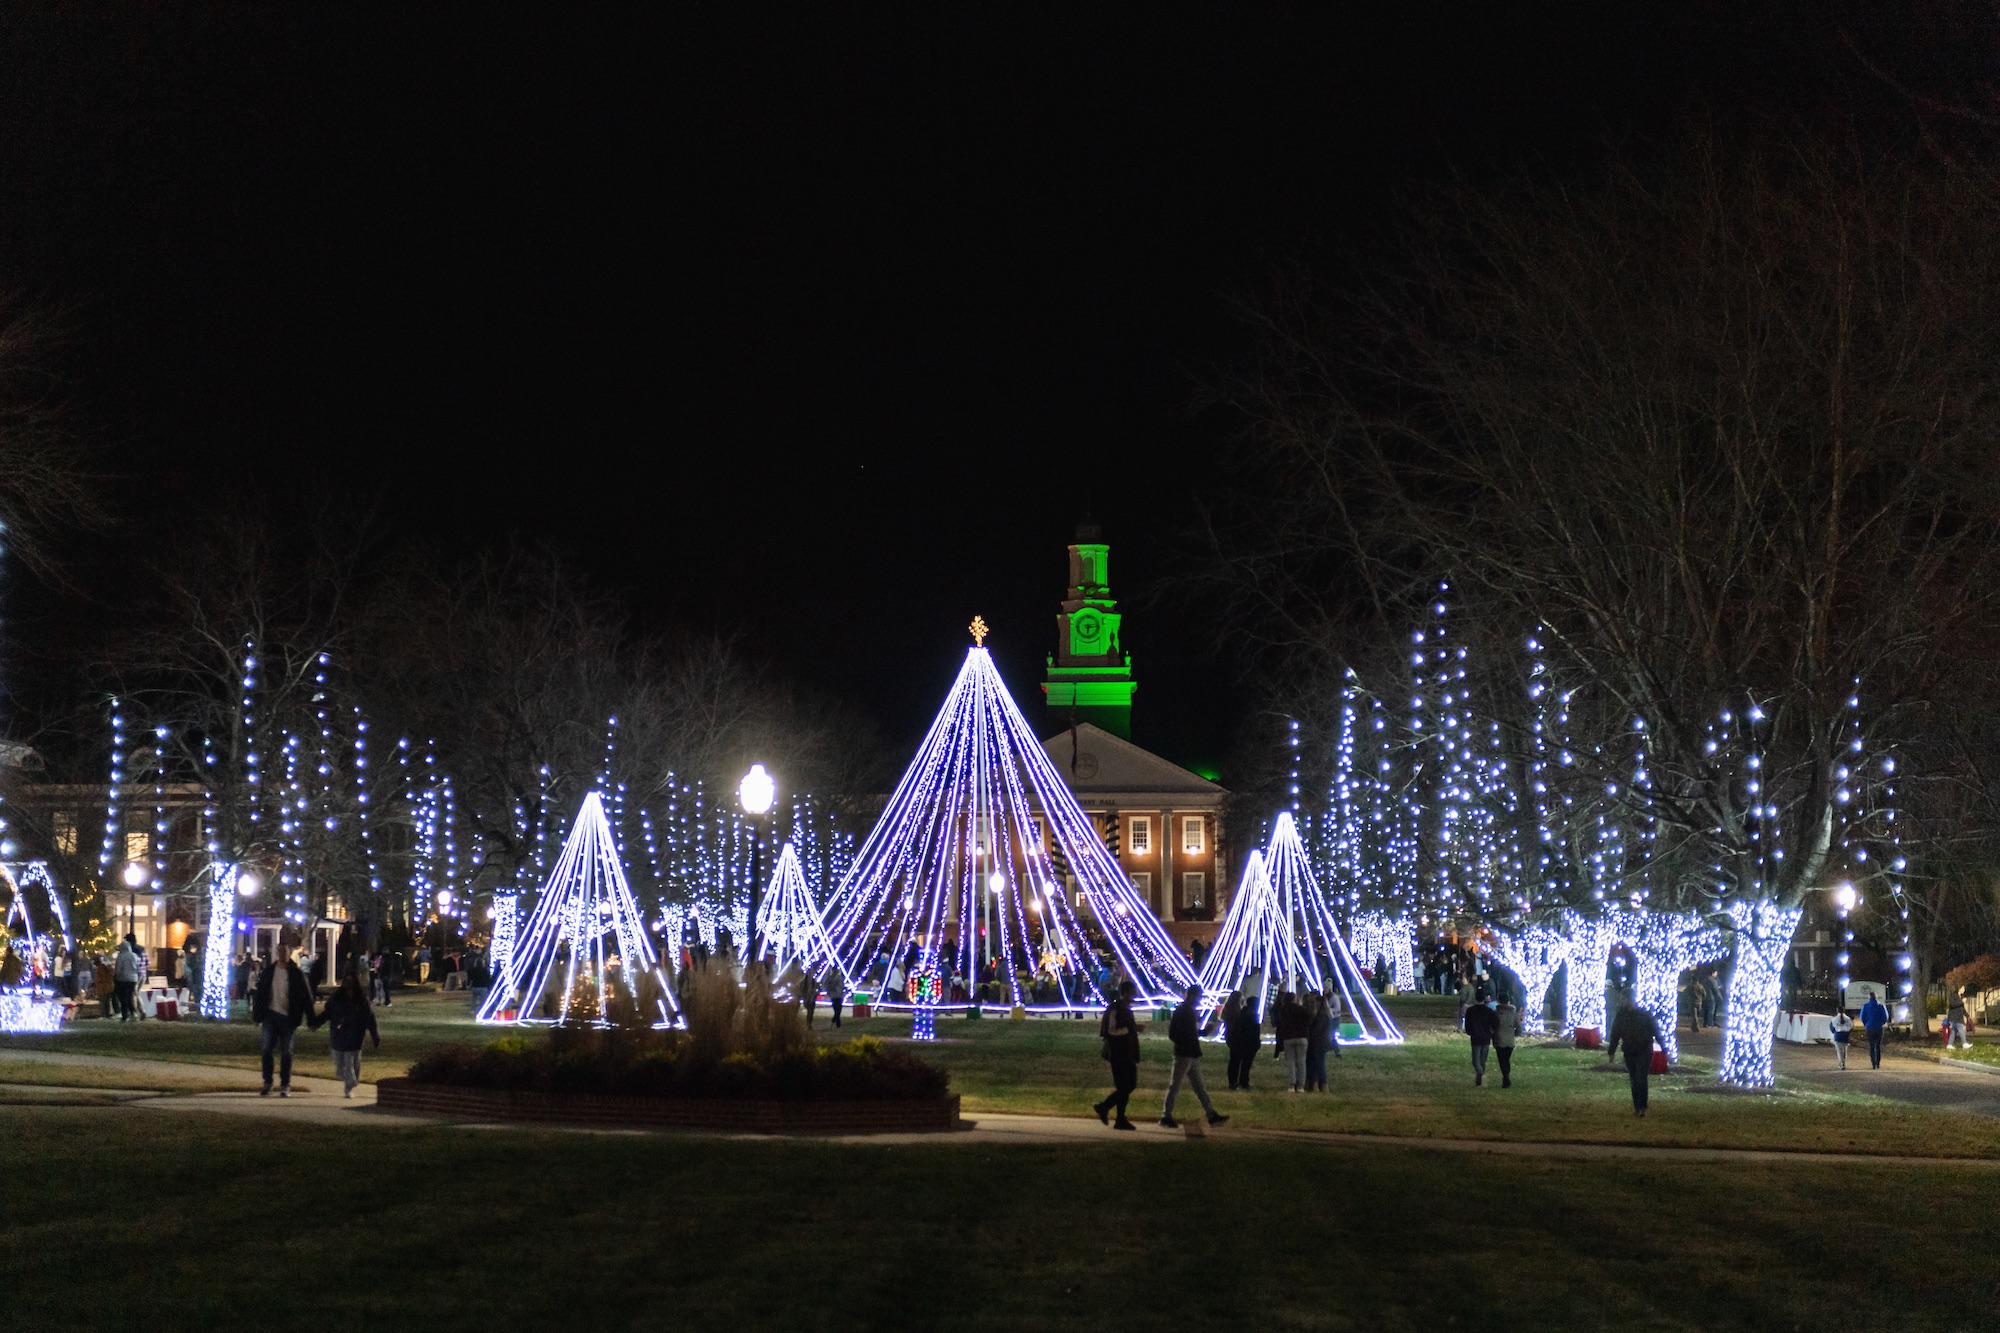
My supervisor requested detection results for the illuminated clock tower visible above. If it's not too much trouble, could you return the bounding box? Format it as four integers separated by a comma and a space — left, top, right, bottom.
1042, 524, 1137, 739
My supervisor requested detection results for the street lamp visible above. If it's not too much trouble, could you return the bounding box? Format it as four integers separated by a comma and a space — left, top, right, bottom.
1830, 882, 1860, 1001
121, 862, 149, 948
739, 763, 776, 968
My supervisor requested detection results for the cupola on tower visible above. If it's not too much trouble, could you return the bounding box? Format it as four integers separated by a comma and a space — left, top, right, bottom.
1042, 524, 1137, 740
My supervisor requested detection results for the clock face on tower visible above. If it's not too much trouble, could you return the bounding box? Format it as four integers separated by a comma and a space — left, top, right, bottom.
1071, 610, 1104, 652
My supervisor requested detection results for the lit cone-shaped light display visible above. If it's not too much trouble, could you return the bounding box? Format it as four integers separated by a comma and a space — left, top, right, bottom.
477, 790, 678, 1028
1199, 813, 1403, 1044
824, 644, 1195, 1009
756, 841, 840, 980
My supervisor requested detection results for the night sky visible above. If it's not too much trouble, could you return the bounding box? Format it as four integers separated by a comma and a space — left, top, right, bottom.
0, 4, 1920, 773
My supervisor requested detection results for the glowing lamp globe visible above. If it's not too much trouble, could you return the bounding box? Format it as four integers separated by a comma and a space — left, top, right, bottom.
1832, 883, 1858, 913
738, 763, 776, 816
987, 871, 1005, 892
236, 871, 261, 897
437, 890, 454, 912
122, 862, 150, 888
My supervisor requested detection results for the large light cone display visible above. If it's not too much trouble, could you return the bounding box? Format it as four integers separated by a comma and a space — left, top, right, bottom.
825, 646, 1196, 1009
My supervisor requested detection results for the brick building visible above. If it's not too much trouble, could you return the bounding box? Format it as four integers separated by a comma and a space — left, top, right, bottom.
1035, 527, 1230, 954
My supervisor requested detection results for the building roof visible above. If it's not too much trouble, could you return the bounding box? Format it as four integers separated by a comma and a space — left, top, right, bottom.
1039, 722, 1225, 803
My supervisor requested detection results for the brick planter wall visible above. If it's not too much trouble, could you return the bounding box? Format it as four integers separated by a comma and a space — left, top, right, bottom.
374, 1077, 962, 1135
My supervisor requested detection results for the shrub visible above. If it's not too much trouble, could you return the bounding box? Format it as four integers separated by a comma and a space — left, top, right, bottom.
404, 1032, 947, 1101
406, 964, 948, 1102
1944, 954, 2000, 996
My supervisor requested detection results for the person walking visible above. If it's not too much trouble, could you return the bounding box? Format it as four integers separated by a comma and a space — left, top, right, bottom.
1829, 1007, 1854, 1069
1464, 994, 1500, 1086
1275, 991, 1310, 1092
112, 935, 142, 1022
1605, 992, 1660, 1117
316, 974, 380, 1098
1159, 984, 1229, 1129
1858, 989, 1889, 1069
797, 965, 819, 1027
1946, 990, 1971, 1050
1324, 985, 1345, 1061
1225, 993, 1261, 1090
1494, 993, 1521, 1088
252, 949, 318, 1097
1093, 980, 1144, 1130
827, 966, 846, 1028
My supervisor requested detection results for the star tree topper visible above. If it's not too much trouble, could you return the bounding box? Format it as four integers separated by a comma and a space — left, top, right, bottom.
969, 615, 989, 646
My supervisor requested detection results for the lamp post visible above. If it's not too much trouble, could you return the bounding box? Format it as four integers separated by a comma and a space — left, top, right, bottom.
122, 861, 149, 951
1832, 882, 1858, 1005
739, 763, 776, 968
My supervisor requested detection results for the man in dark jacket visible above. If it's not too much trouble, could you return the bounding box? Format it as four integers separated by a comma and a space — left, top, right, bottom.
1159, 984, 1229, 1130
1092, 980, 1144, 1130
1605, 992, 1660, 1117
1464, 997, 1501, 1086
1858, 989, 1890, 1069
252, 950, 318, 1097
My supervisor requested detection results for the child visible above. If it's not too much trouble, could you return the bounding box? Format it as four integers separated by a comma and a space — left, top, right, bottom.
1829, 1008, 1854, 1070
316, 975, 381, 1098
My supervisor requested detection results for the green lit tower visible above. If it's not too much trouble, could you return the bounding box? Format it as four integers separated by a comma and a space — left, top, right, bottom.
1042, 524, 1137, 740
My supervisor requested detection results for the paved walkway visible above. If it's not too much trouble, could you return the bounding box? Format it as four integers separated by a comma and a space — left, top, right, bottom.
1668, 1025, 2000, 1118
5, 1046, 1999, 1165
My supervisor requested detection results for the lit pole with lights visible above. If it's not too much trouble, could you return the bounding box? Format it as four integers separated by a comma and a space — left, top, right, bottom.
739, 763, 776, 968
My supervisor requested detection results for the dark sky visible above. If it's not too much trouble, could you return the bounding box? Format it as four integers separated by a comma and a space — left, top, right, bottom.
0, 3, 1930, 775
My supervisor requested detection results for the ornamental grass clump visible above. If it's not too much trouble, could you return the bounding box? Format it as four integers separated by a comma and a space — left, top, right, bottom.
408, 960, 946, 1101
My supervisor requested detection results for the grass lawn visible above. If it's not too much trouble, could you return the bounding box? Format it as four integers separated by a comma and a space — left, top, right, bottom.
1936, 1035, 2000, 1068
5, 1104, 1994, 1331
0, 986, 477, 1084
0, 1058, 242, 1095
10, 991, 1998, 1157
825, 995, 2000, 1158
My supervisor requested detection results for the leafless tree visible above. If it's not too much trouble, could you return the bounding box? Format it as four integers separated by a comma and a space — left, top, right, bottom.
0, 299, 104, 582
1215, 127, 2000, 1074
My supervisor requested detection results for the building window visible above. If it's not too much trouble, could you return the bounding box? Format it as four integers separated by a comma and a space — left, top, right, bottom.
1030, 816, 1045, 848
1182, 816, 1205, 854
1129, 817, 1151, 855
125, 831, 150, 864
53, 811, 77, 855
1183, 872, 1206, 907
1131, 871, 1153, 912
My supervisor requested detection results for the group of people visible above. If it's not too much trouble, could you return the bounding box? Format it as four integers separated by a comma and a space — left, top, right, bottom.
1460, 989, 1522, 1088
1090, 980, 1358, 1131
1679, 967, 1724, 1032
1826, 989, 1893, 1070
248, 950, 382, 1098
1217, 987, 1345, 1093
1093, 982, 1233, 1131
